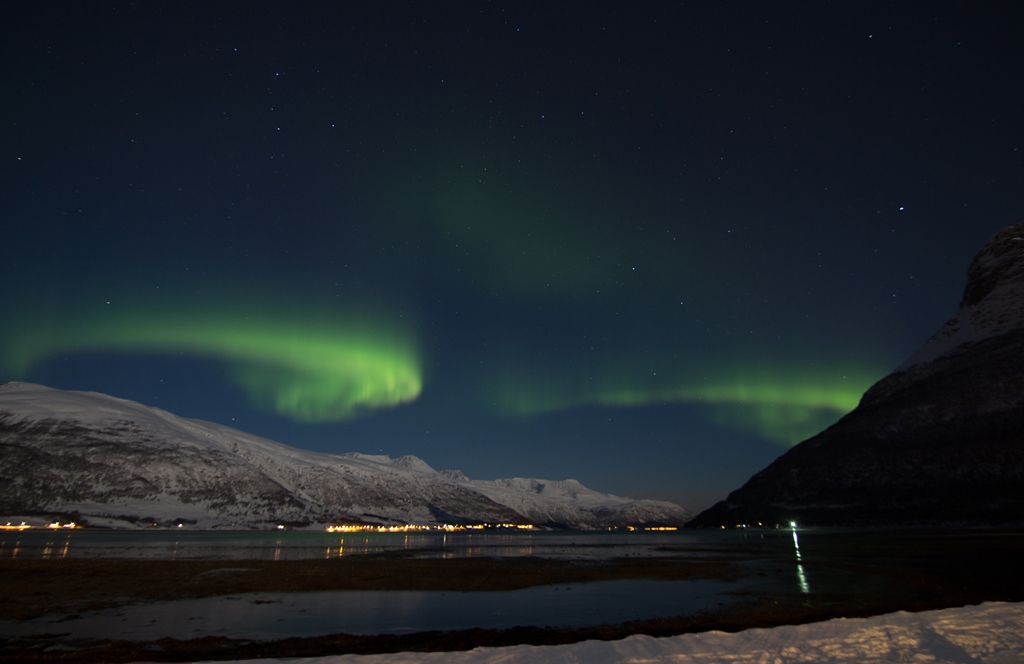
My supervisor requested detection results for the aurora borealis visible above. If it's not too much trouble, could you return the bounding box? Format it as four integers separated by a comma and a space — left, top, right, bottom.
483, 359, 879, 446
3, 2, 1022, 510
1, 302, 421, 422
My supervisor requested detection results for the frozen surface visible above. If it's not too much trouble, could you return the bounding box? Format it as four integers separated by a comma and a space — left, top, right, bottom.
219, 601, 1024, 664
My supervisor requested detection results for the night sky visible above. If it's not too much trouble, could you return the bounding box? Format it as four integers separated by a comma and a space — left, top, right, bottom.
3, 2, 1022, 512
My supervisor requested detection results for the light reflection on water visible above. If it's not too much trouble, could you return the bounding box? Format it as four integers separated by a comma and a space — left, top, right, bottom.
0, 528, 828, 601
0, 531, 73, 560
791, 523, 810, 594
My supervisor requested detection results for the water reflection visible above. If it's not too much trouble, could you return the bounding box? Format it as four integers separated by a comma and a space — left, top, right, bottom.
791, 522, 810, 594
2, 536, 21, 559
37, 532, 72, 560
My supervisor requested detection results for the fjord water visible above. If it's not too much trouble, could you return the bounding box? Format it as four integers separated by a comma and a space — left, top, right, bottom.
3, 578, 739, 640
0, 529, 786, 640
4, 528, 1023, 640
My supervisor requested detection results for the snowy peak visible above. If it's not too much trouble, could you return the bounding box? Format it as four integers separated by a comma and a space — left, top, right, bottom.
464, 477, 690, 528
898, 222, 1024, 371
339, 452, 436, 475
494, 478, 603, 501
392, 455, 437, 474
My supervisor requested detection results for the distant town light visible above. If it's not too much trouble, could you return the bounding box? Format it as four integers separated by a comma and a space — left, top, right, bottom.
1, 522, 31, 531
324, 523, 535, 533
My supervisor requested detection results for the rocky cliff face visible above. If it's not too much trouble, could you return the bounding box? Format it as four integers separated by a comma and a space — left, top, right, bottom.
689, 222, 1024, 527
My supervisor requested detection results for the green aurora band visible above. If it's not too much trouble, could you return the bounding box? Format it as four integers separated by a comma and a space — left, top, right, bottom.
485, 363, 881, 446
1, 306, 422, 422
0, 295, 882, 445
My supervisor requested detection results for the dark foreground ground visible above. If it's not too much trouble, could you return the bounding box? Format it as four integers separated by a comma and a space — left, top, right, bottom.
3, 528, 1024, 663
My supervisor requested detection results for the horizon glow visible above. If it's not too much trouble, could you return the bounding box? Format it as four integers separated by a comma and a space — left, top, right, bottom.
1, 304, 422, 422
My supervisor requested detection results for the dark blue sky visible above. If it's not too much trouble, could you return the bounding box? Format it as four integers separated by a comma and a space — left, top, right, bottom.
3, 2, 1022, 511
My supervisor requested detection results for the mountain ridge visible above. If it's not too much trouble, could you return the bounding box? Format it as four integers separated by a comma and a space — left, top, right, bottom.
0, 382, 691, 529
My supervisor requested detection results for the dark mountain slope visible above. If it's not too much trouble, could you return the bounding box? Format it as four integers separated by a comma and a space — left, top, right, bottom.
689, 222, 1024, 527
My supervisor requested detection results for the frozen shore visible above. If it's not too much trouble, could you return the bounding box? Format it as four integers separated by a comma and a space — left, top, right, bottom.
226, 601, 1024, 664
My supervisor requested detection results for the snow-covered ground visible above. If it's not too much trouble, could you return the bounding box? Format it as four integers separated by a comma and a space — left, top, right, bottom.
217, 601, 1024, 664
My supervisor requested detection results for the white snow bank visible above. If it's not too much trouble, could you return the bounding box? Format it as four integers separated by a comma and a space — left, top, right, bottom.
216, 601, 1024, 664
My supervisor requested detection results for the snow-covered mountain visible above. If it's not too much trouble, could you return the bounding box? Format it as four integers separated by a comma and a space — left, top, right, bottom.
689, 222, 1024, 527
0, 382, 690, 529
896, 221, 1024, 371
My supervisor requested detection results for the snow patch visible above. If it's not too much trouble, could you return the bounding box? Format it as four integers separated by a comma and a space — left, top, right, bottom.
223, 601, 1024, 664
